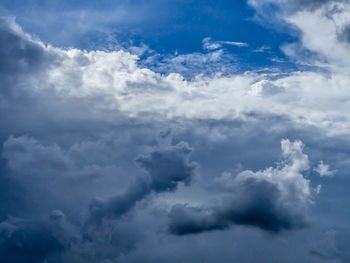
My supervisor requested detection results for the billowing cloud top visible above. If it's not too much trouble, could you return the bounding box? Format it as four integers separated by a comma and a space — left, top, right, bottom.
169, 140, 312, 235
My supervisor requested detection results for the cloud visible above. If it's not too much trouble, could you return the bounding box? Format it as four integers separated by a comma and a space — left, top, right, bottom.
0, 209, 137, 263
169, 139, 313, 235
2, 135, 121, 181
0, 17, 50, 75
135, 141, 198, 192
310, 230, 342, 261
248, 0, 343, 15
0, 12, 346, 263
314, 161, 336, 177
0, 211, 71, 263
141, 48, 237, 77
87, 140, 198, 225
249, 79, 284, 96
87, 178, 151, 225
3, 136, 74, 177
1, 133, 200, 261
249, 1, 350, 67
202, 37, 248, 51
0, 1, 163, 49
339, 25, 350, 44
2, 15, 350, 139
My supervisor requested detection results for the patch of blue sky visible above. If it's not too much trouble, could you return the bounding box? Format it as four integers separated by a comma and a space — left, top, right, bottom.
0, 0, 308, 77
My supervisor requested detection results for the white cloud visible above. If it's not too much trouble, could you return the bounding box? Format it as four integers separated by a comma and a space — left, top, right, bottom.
42, 41, 350, 136
234, 139, 311, 207
4, 14, 350, 138
202, 37, 248, 51
286, 2, 350, 68
314, 161, 337, 177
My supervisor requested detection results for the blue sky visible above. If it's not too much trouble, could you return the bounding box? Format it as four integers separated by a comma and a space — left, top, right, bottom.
1, 0, 350, 263
0, 0, 298, 72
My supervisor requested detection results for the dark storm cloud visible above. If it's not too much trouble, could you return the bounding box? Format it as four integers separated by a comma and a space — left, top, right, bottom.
1, 135, 200, 262
169, 140, 311, 235
169, 177, 306, 235
87, 141, 198, 225
0, 17, 54, 218
168, 205, 229, 235
135, 141, 198, 192
87, 178, 151, 225
0, 211, 70, 263
0, 17, 58, 110
0, 17, 48, 74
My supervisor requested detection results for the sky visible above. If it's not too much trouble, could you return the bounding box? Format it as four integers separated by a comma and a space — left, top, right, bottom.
1, 0, 350, 262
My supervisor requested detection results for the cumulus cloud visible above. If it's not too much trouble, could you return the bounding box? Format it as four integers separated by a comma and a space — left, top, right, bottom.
2, 15, 350, 138
169, 139, 313, 235
249, 79, 284, 96
285, 2, 350, 67
1, 134, 200, 262
250, 0, 350, 68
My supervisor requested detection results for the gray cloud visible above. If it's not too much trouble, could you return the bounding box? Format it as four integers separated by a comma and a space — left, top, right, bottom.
135, 141, 198, 192
309, 229, 350, 262
169, 139, 312, 235
2, 135, 123, 181
87, 140, 198, 226
339, 25, 350, 44
87, 178, 151, 225
292, 0, 336, 11
168, 205, 229, 235
0, 211, 69, 263
0, 17, 48, 75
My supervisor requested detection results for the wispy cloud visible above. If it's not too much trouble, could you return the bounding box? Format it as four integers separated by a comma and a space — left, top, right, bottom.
203, 37, 248, 50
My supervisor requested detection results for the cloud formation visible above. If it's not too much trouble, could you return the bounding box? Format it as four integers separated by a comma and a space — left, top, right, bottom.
1, 14, 350, 138
87, 140, 198, 225
135, 142, 198, 192
0, 211, 72, 263
2, 135, 122, 181
169, 139, 312, 235
0, 2, 347, 261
